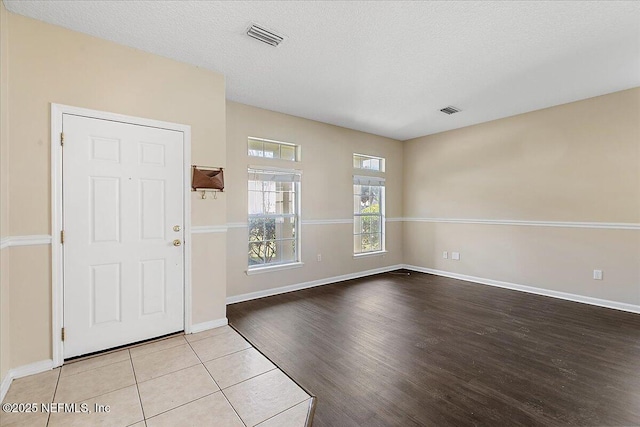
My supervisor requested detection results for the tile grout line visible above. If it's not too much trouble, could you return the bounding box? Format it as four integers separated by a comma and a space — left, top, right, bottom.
62, 336, 186, 379
227, 323, 316, 425
53, 383, 138, 408
185, 327, 236, 344
142, 391, 219, 422
185, 335, 248, 427
59, 356, 131, 379
198, 346, 255, 365
228, 323, 316, 398
254, 397, 311, 427
134, 360, 202, 385
220, 367, 278, 391
218, 387, 247, 427
66, 334, 187, 371
129, 349, 148, 424
53, 359, 138, 405
128, 336, 189, 358
45, 367, 62, 427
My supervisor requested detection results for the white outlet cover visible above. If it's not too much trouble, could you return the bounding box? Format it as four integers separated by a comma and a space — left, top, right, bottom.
443, 251, 448, 259
593, 269, 603, 280
452, 252, 460, 260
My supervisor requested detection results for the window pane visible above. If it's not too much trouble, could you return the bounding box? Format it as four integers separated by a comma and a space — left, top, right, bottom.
248, 189, 264, 215
249, 138, 298, 161
277, 239, 296, 263
275, 217, 296, 240
354, 185, 381, 214
251, 240, 276, 264
353, 154, 384, 171
370, 185, 381, 198
249, 242, 269, 266
248, 139, 263, 157
262, 192, 277, 214
280, 145, 296, 161
360, 233, 381, 252
263, 142, 279, 159
360, 215, 381, 235
248, 217, 265, 241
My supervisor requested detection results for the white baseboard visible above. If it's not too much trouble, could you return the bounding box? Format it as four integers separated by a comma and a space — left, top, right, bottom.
403, 264, 640, 314
227, 264, 404, 304
190, 318, 229, 334
1, 359, 54, 402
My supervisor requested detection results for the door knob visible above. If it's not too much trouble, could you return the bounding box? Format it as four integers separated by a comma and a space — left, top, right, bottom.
173, 239, 182, 246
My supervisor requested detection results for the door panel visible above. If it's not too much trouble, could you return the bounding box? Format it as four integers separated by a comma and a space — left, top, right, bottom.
63, 114, 184, 358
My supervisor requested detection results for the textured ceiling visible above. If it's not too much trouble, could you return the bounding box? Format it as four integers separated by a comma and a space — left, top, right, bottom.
4, 1, 640, 140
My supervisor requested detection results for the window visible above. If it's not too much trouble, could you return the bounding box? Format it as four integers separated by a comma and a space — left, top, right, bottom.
249, 137, 299, 161
353, 153, 384, 172
248, 168, 301, 269
353, 175, 385, 254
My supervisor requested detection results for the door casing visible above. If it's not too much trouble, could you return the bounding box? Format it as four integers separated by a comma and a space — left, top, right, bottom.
51, 103, 193, 367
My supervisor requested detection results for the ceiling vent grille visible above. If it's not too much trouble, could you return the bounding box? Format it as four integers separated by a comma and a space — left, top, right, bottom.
440, 106, 461, 115
247, 24, 284, 47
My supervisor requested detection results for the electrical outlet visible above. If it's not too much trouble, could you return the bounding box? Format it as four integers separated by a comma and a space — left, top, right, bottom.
593, 269, 603, 280
452, 252, 460, 261
317, 254, 322, 262
443, 251, 448, 259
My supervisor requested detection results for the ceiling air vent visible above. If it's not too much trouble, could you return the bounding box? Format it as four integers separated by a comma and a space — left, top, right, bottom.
247, 24, 284, 47
440, 106, 461, 115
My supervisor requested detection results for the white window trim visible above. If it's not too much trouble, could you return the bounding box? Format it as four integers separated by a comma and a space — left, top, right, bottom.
247, 167, 302, 271
246, 261, 305, 275
353, 153, 385, 172
353, 177, 386, 256
354, 250, 388, 259
248, 136, 300, 161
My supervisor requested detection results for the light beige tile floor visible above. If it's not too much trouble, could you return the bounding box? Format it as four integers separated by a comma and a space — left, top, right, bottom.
1, 326, 312, 427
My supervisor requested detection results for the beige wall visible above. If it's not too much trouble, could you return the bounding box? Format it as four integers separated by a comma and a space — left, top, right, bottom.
1, 249, 9, 381
226, 101, 403, 298
3, 10, 227, 369
403, 88, 640, 305
1, 2, 638, 382
1, 1, 11, 382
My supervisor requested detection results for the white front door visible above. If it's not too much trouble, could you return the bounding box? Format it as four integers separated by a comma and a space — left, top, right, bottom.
63, 114, 184, 358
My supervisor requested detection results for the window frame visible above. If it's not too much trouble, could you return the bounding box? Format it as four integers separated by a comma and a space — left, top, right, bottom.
248, 137, 300, 161
353, 174, 386, 256
353, 153, 385, 172
247, 166, 302, 272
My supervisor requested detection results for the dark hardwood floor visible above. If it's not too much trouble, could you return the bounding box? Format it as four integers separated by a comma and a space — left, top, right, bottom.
227, 270, 640, 427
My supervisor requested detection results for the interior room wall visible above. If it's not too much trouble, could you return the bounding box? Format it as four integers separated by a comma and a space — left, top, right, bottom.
2, 0, 638, 386
3, 9, 227, 370
403, 88, 640, 306
1, 0, 11, 382
226, 101, 404, 299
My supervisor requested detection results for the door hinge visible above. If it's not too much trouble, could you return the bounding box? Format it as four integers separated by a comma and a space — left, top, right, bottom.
60, 132, 64, 146
61, 230, 65, 244
61, 327, 65, 342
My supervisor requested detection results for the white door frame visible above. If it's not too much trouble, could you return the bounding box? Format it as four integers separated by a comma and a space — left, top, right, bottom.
51, 104, 193, 367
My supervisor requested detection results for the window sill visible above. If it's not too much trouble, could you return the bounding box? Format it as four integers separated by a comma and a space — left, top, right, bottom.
246, 262, 305, 275
353, 250, 388, 259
